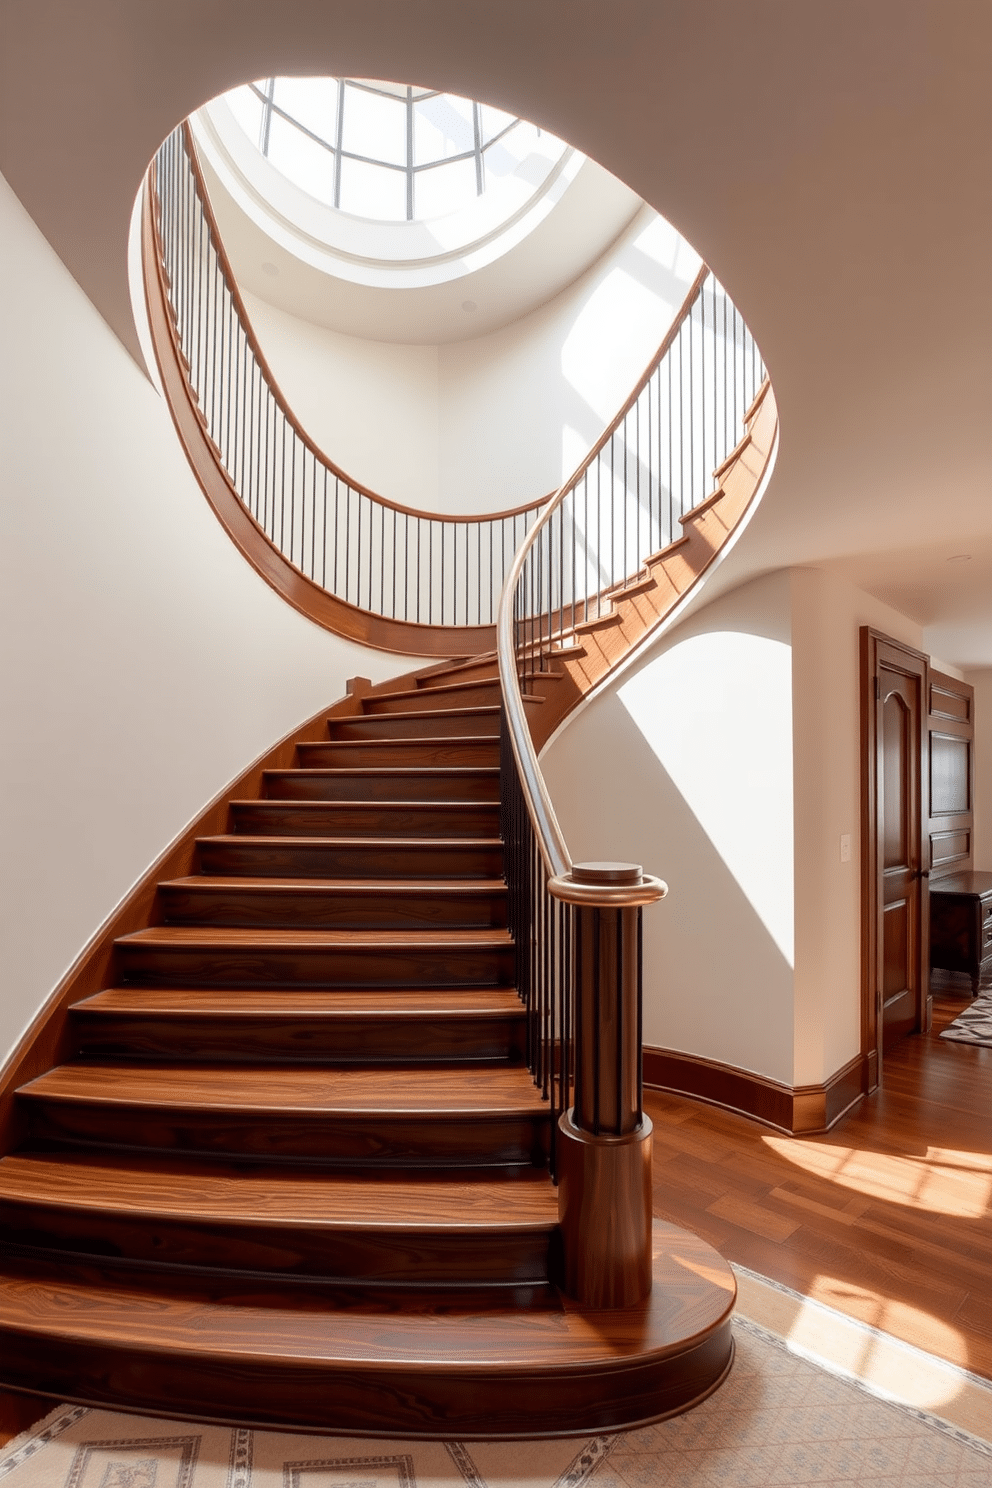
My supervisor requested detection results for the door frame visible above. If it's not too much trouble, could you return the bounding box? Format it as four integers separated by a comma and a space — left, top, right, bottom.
859, 628, 929, 1091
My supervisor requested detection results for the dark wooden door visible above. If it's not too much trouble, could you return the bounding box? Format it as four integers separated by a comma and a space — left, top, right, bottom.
878, 662, 923, 1049
861, 631, 929, 1084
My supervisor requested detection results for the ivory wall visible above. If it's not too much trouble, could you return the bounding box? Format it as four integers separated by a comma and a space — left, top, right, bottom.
0, 169, 415, 1070
541, 566, 927, 1090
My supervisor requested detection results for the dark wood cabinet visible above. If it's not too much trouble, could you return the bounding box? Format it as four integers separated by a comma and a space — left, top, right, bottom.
929, 871, 992, 995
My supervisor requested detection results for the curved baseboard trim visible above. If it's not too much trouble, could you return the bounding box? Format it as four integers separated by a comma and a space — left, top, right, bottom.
643, 1046, 867, 1136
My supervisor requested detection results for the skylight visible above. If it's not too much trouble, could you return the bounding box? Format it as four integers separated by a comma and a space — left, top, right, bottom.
225, 77, 567, 223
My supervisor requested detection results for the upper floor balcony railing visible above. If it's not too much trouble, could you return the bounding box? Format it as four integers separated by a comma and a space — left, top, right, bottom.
144, 123, 765, 657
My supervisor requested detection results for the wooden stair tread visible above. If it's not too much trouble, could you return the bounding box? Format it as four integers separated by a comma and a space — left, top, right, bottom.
418, 668, 499, 688
198, 834, 502, 848
0, 1151, 557, 1230
20, 1062, 550, 1115
333, 706, 500, 724
367, 679, 500, 704
304, 735, 500, 748
573, 609, 623, 633
117, 926, 512, 949
0, 1227, 733, 1366
75, 986, 524, 1016
605, 573, 655, 600
232, 798, 497, 812
160, 876, 506, 894
644, 532, 691, 565
678, 486, 726, 523
415, 652, 497, 679
265, 768, 500, 780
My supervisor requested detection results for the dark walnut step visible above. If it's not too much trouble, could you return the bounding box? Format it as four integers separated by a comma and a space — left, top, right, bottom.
0, 1152, 556, 1285
196, 834, 503, 880
362, 679, 501, 715
113, 926, 514, 989
70, 986, 527, 1064
229, 799, 500, 840
0, 1227, 736, 1436
415, 658, 500, 690
297, 736, 499, 769
328, 707, 500, 741
17, 1063, 552, 1166
262, 767, 500, 803
158, 876, 508, 929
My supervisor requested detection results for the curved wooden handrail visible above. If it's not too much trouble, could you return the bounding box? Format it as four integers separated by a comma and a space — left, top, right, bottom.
497, 266, 714, 904
497, 279, 775, 1288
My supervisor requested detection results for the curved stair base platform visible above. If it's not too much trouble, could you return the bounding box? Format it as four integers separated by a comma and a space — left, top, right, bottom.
0, 1221, 735, 1439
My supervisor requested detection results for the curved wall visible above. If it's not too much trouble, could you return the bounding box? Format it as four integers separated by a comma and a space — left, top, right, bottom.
0, 169, 416, 1070
541, 566, 930, 1092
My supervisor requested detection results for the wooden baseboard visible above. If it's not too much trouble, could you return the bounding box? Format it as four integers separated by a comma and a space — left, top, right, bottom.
643, 1046, 868, 1136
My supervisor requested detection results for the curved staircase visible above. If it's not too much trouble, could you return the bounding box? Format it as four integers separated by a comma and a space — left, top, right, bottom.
0, 660, 735, 1437
0, 113, 777, 1438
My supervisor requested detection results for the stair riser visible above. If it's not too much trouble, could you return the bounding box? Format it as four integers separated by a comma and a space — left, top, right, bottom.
114, 944, 515, 989
417, 665, 499, 690
263, 771, 500, 803
328, 711, 499, 740
298, 741, 499, 768
71, 1011, 527, 1064
159, 885, 508, 930
230, 803, 499, 839
197, 840, 503, 879
21, 1102, 551, 1167
0, 1202, 551, 1285
364, 683, 500, 715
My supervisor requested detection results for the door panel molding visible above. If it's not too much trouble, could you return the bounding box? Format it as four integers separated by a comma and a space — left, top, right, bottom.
927, 670, 975, 886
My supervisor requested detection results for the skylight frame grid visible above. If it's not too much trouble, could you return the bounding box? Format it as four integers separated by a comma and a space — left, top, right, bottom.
246, 77, 538, 221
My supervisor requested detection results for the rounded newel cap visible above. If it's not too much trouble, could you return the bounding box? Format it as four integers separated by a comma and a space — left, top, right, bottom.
549, 867, 668, 907
572, 861, 643, 885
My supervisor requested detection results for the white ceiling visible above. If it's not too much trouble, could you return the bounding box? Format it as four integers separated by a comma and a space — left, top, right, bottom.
2, 0, 990, 663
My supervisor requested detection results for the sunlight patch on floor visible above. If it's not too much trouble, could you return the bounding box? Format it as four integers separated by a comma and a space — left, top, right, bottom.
761, 1134, 992, 1217
734, 1266, 992, 1439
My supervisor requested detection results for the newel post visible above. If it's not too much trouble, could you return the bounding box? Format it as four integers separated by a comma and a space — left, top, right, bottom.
549, 861, 667, 1308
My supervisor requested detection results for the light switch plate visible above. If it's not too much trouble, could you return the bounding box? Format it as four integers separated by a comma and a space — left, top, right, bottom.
840, 833, 852, 863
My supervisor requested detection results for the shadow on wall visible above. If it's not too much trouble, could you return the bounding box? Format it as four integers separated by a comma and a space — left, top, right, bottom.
543, 619, 797, 1086
559, 215, 702, 483
436, 207, 702, 512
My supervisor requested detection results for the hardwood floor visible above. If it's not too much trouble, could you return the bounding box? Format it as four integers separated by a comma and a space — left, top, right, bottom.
646, 988, 992, 1380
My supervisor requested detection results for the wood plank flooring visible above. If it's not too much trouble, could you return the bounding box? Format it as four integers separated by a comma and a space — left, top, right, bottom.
646, 990, 992, 1380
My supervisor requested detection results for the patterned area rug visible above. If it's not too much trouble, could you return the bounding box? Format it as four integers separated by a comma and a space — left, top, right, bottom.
940, 992, 992, 1047
3, 1318, 991, 1488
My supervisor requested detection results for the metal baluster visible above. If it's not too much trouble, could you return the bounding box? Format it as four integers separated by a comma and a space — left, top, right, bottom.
379, 500, 386, 615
